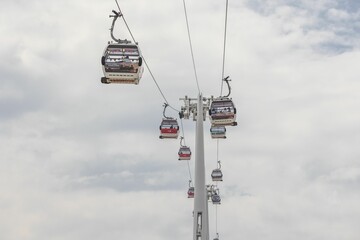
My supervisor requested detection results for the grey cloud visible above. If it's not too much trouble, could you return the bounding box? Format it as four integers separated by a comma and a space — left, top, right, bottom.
244, 0, 360, 54
1, 0, 360, 239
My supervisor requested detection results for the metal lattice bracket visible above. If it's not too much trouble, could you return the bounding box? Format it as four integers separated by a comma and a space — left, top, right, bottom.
180, 96, 211, 121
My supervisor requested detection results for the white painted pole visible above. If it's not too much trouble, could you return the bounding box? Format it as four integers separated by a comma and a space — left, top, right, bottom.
193, 94, 209, 240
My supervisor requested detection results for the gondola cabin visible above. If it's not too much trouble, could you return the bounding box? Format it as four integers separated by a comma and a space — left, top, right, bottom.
188, 187, 195, 198
211, 193, 221, 204
209, 97, 237, 126
159, 118, 179, 139
210, 126, 226, 139
178, 146, 191, 160
101, 43, 144, 84
211, 169, 223, 181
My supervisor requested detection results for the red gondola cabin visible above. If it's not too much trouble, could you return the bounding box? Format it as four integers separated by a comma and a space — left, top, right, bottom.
159, 118, 179, 139
178, 146, 191, 160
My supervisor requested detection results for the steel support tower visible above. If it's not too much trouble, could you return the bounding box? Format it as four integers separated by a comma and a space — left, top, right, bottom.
193, 94, 209, 240
180, 94, 210, 240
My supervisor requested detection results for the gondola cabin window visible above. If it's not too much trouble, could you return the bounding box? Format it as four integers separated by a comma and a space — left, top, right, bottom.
104, 45, 141, 73
210, 100, 235, 114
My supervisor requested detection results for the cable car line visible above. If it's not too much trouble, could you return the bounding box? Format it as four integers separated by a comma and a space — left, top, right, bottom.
179, 118, 194, 184
115, 0, 136, 43
182, 0, 201, 94
114, 0, 180, 112
147, 59, 179, 113
180, 119, 186, 145
111, 2, 186, 141
220, 0, 229, 96
180, 119, 194, 183
217, 140, 220, 164
214, 2, 230, 239
106, 2, 236, 239
215, 204, 218, 234
186, 160, 193, 183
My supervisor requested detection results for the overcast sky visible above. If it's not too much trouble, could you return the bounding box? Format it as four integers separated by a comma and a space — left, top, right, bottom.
1, 0, 360, 239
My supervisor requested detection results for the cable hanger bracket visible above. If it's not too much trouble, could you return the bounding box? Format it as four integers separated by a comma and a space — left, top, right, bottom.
163, 103, 173, 119
109, 10, 130, 44
222, 76, 232, 98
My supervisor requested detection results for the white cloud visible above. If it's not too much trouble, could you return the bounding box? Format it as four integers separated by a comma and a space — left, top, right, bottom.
1, 0, 360, 239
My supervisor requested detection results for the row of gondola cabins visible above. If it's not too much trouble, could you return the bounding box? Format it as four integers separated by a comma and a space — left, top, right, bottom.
159, 98, 236, 139
102, 13, 227, 238
158, 98, 237, 203
101, 42, 236, 204
188, 185, 222, 205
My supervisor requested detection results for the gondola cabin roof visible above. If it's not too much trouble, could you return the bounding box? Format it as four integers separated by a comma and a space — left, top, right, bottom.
179, 146, 191, 153
210, 98, 235, 108
105, 43, 140, 53
160, 118, 179, 126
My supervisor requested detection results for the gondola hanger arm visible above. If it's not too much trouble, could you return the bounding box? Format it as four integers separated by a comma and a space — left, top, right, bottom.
163, 103, 172, 119
222, 76, 232, 98
109, 10, 130, 44
180, 136, 185, 147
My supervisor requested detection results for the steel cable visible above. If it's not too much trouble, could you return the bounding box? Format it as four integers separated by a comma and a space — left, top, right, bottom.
115, 0, 179, 113
220, 0, 229, 96
182, 0, 201, 94
114, 0, 193, 183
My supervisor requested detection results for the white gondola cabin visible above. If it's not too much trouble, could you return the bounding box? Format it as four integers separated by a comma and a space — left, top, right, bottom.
159, 118, 179, 139
209, 97, 237, 126
211, 193, 221, 204
210, 126, 226, 139
101, 43, 144, 84
178, 146, 191, 160
211, 169, 223, 181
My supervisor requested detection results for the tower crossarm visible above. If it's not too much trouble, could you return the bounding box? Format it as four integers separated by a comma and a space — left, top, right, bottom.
180, 96, 211, 121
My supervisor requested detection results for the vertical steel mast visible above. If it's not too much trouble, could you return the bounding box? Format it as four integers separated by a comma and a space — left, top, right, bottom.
180, 94, 211, 240
193, 94, 209, 240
